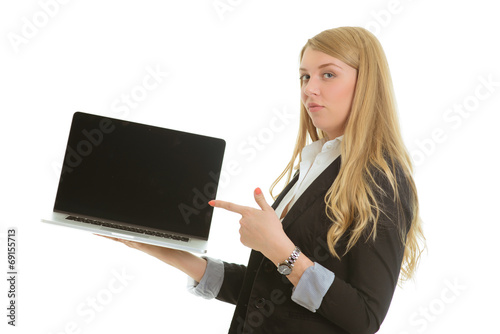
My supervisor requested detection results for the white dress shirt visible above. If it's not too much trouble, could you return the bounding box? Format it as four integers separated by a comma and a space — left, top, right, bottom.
274, 135, 343, 221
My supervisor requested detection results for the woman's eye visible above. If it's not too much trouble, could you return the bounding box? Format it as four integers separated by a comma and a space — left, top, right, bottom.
323, 73, 335, 79
299, 74, 310, 81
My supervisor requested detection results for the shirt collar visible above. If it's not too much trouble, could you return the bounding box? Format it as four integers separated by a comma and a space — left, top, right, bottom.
321, 135, 343, 153
302, 135, 343, 162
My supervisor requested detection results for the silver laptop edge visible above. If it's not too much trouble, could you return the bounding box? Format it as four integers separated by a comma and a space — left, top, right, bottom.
42, 212, 208, 253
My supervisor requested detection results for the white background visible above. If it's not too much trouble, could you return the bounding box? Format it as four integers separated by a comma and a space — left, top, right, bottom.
1, 0, 499, 333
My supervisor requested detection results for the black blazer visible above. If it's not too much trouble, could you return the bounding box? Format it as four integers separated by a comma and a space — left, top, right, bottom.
216, 156, 412, 334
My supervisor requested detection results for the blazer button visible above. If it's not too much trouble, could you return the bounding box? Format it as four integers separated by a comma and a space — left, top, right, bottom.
255, 298, 266, 309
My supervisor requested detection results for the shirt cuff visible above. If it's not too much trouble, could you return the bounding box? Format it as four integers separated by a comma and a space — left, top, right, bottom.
186, 256, 224, 300
291, 262, 335, 312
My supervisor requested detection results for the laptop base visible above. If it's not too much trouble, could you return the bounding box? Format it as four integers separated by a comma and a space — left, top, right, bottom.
42, 212, 208, 254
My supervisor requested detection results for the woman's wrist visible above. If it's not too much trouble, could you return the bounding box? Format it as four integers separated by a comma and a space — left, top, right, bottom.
263, 235, 296, 267
139, 246, 207, 282
263, 235, 314, 286
286, 254, 314, 286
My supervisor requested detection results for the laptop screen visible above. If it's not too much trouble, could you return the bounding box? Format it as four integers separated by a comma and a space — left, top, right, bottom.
54, 112, 225, 240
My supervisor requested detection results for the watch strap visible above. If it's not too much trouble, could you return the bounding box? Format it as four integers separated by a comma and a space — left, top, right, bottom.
277, 246, 301, 275
287, 246, 301, 267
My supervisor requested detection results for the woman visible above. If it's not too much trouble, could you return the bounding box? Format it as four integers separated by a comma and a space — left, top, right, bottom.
105, 26, 424, 334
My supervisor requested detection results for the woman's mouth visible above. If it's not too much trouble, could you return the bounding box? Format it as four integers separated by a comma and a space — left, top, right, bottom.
308, 103, 324, 112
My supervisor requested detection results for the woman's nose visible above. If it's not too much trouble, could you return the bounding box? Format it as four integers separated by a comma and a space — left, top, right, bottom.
303, 78, 320, 96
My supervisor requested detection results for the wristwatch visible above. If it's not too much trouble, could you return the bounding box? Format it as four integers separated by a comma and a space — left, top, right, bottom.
277, 246, 301, 275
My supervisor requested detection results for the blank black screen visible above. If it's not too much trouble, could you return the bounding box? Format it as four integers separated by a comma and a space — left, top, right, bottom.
54, 112, 225, 239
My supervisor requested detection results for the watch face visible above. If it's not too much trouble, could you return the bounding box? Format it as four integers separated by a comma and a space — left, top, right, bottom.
278, 264, 292, 275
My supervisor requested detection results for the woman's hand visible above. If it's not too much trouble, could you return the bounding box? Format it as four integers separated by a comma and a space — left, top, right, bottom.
209, 187, 295, 266
96, 234, 178, 259
97, 235, 207, 282
97, 234, 142, 248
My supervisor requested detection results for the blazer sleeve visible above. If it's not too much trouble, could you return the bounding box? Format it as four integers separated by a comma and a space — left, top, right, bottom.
215, 262, 247, 305
315, 167, 413, 334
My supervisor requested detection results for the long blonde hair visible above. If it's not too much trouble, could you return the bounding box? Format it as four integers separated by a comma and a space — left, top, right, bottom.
270, 27, 424, 282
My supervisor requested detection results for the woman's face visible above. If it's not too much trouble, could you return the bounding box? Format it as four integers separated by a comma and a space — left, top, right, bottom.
299, 47, 357, 140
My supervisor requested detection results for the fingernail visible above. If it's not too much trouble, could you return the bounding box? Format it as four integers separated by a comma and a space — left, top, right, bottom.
255, 187, 262, 195
208, 200, 215, 206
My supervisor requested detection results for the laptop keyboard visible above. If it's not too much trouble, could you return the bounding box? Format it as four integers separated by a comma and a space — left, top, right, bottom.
65, 216, 189, 242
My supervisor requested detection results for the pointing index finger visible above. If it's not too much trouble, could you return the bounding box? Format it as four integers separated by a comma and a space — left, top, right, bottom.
209, 200, 246, 215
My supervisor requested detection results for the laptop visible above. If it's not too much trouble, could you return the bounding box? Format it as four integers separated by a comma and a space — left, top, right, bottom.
42, 112, 226, 253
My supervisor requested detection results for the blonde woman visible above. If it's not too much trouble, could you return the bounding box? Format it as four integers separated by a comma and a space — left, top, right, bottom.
106, 26, 424, 334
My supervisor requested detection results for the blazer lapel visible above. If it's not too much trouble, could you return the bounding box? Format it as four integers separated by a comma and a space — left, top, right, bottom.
250, 158, 340, 267
281, 156, 341, 231
271, 170, 300, 211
